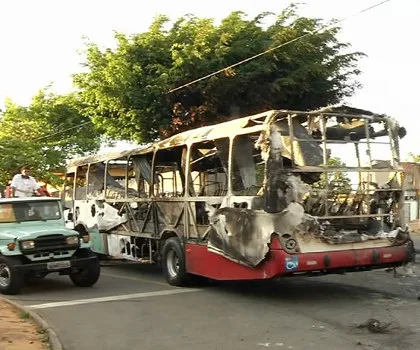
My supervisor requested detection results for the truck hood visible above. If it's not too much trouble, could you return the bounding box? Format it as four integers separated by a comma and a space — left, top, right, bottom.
0, 222, 77, 240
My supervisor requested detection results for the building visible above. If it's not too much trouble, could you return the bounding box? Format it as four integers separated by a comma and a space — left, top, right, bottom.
401, 162, 420, 231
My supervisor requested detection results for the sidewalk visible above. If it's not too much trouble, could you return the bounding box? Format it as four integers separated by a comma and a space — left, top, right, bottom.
0, 297, 62, 350
0, 299, 46, 350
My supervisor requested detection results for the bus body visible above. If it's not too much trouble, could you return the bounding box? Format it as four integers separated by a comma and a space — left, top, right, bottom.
63, 107, 414, 285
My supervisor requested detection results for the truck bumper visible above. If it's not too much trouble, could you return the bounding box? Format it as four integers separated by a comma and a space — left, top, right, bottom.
13, 256, 98, 274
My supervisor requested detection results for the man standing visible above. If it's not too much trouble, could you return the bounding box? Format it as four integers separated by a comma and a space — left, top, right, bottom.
11, 166, 40, 197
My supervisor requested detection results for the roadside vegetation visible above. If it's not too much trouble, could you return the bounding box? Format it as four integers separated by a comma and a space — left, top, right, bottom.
3, 4, 406, 187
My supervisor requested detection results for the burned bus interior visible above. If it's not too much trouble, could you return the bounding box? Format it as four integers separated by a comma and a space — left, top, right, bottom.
65, 106, 411, 267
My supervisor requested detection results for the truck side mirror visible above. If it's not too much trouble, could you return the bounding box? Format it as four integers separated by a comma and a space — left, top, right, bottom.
67, 212, 74, 221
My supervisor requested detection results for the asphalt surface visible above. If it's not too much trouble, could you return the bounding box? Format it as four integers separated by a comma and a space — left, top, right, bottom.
6, 236, 420, 350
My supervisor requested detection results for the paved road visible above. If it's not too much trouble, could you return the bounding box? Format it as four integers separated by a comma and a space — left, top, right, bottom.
8, 254, 420, 350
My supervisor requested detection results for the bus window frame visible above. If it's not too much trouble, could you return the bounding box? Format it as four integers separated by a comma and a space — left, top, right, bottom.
152, 146, 187, 198
187, 137, 231, 198
231, 133, 265, 196
74, 165, 88, 200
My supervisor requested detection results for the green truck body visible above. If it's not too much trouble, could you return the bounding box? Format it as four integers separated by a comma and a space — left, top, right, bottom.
0, 197, 100, 294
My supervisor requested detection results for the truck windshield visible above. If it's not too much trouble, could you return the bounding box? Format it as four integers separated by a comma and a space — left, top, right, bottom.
0, 201, 61, 223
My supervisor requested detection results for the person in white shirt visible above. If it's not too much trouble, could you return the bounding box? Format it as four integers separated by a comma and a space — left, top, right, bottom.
11, 166, 40, 197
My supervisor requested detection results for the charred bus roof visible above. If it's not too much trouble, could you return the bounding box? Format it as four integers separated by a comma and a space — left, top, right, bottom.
68, 105, 405, 169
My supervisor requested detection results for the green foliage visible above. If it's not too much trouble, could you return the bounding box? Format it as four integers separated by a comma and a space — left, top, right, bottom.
408, 153, 420, 163
0, 91, 101, 186
19, 311, 30, 319
312, 157, 352, 192
74, 6, 364, 143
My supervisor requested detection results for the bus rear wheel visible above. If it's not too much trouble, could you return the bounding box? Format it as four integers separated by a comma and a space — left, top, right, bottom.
162, 238, 189, 286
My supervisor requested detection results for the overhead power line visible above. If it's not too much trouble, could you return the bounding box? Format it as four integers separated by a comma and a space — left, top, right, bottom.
0, 0, 392, 147
0, 120, 92, 145
34, 121, 92, 141
166, 0, 392, 94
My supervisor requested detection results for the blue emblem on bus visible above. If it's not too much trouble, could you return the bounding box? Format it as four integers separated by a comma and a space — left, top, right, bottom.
285, 256, 299, 271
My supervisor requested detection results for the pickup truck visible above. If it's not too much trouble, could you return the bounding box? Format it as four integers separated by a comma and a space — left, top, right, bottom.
0, 197, 100, 294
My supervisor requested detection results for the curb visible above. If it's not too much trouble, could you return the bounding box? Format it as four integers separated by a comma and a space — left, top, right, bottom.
0, 296, 63, 350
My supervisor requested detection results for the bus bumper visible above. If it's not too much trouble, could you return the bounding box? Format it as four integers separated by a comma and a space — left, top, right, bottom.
185, 242, 413, 281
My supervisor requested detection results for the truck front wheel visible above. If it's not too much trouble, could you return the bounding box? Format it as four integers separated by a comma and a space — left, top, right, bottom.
69, 250, 100, 287
0, 256, 24, 295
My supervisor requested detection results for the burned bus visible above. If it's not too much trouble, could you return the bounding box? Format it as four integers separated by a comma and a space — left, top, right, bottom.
63, 106, 414, 285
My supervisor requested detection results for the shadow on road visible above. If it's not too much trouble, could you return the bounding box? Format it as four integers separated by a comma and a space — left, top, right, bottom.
15, 259, 419, 305
101, 259, 420, 301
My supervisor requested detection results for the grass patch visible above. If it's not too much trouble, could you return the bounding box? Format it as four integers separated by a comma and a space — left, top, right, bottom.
36, 327, 49, 344
19, 311, 30, 319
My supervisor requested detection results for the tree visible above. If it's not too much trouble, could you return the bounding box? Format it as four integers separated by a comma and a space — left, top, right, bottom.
0, 91, 101, 186
408, 153, 420, 163
74, 6, 364, 144
312, 157, 352, 192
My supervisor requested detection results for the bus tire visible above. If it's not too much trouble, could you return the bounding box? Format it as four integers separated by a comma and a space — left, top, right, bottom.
69, 250, 101, 287
0, 256, 24, 295
162, 237, 189, 286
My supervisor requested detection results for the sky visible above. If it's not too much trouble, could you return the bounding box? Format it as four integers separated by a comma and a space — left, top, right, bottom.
0, 0, 419, 158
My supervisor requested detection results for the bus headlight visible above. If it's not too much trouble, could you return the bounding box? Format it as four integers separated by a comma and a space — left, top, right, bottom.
66, 236, 79, 245
21, 240, 35, 250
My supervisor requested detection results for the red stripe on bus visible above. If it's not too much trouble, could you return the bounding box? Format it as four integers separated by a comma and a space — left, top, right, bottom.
185, 243, 410, 280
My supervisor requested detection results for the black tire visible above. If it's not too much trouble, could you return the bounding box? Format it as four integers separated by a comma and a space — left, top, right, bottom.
0, 255, 24, 295
69, 250, 101, 287
162, 237, 189, 286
